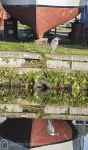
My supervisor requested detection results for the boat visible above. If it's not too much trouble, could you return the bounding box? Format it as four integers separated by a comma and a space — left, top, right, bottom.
30, 119, 78, 149
0, 118, 78, 149
1, 0, 86, 38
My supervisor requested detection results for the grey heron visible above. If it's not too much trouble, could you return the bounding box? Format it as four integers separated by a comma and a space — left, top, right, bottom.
50, 37, 59, 53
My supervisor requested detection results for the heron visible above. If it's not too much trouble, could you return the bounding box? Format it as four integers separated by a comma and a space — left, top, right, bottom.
47, 119, 58, 136
50, 37, 59, 53
0, 117, 7, 124
47, 119, 55, 136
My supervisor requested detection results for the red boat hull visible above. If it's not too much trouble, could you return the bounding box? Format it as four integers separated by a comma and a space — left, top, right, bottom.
30, 119, 76, 148
3, 5, 81, 38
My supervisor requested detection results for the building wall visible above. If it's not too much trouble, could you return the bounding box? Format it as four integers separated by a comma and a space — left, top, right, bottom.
81, 0, 88, 23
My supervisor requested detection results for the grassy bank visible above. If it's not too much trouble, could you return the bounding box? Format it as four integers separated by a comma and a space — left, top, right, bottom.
0, 41, 88, 55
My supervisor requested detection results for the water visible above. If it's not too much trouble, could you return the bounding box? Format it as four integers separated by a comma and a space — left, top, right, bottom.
0, 88, 88, 107
84, 134, 88, 150
0, 119, 88, 150
74, 124, 88, 150
0, 88, 88, 150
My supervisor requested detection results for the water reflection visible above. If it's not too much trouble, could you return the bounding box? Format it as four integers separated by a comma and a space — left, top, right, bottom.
0, 88, 88, 106
0, 118, 87, 150
0, 88, 88, 107
84, 134, 88, 150
0, 88, 88, 149
72, 121, 88, 150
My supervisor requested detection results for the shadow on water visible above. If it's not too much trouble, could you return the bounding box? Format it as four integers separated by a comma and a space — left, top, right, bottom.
0, 118, 32, 148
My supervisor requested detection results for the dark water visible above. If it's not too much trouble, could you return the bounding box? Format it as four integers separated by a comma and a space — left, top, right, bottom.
0, 118, 88, 150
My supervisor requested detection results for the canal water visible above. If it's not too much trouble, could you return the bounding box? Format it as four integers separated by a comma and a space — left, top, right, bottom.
0, 118, 88, 150
0, 88, 88, 107
0, 88, 88, 150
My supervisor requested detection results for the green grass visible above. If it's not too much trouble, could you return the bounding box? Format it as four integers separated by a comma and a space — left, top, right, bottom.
0, 41, 50, 53
0, 41, 88, 55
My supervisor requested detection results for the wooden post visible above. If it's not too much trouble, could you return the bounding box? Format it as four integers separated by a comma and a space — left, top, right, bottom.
55, 27, 57, 35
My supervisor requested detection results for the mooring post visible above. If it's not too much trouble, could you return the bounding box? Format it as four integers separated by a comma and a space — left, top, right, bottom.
55, 27, 57, 35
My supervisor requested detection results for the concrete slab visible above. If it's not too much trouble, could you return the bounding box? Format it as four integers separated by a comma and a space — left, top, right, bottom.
47, 60, 70, 69
0, 104, 23, 113
46, 54, 88, 62
34, 38, 48, 44
0, 51, 42, 60
72, 62, 88, 71
44, 106, 68, 114
70, 107, 88, 115
0, 58, 25, 67
0, 113, 88, 121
